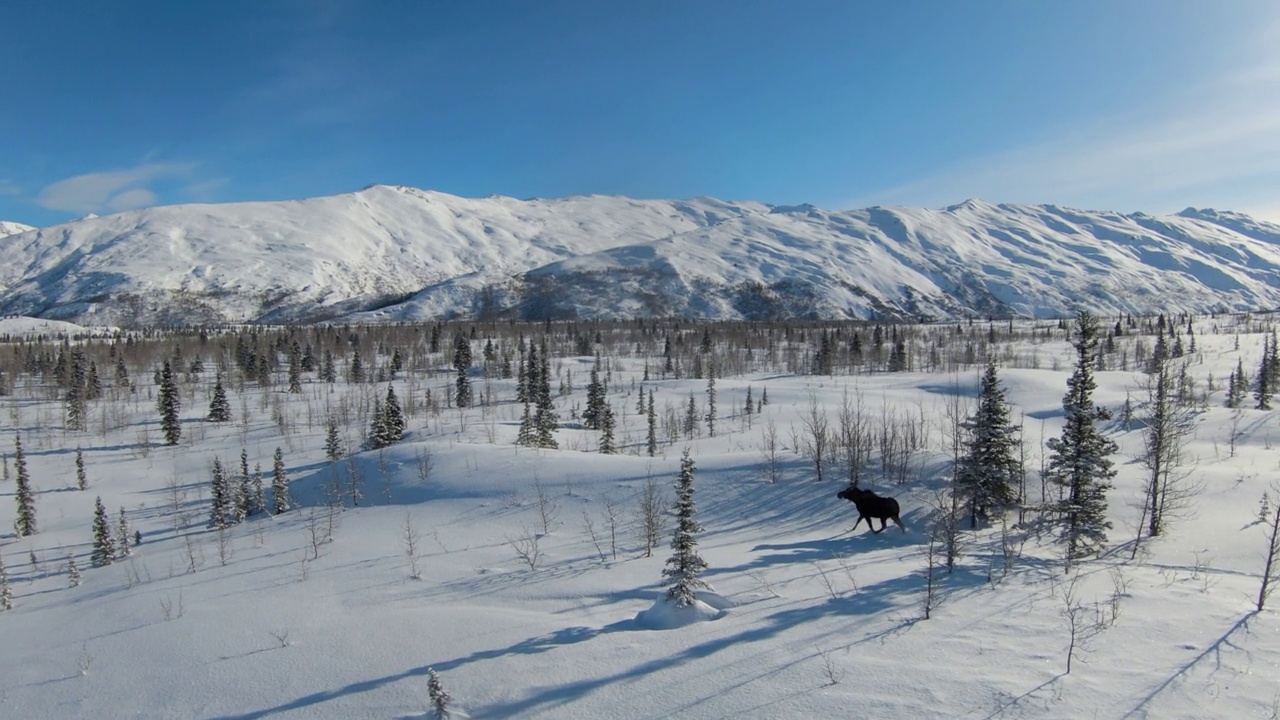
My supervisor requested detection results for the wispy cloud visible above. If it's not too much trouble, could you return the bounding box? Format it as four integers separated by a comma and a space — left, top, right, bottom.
853, 22, 1280, 221
36, 163, 195, 214
0, 179, 20, 197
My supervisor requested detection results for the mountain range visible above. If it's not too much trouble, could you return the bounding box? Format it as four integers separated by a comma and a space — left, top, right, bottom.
2, 185, 1278, 325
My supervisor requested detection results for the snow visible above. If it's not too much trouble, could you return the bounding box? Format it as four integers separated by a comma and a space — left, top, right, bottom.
3, 188, 1280, 324
1, 315, 1279, 718
0, 220, 36, 238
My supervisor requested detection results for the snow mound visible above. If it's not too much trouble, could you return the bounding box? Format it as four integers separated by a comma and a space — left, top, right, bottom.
634, 592, 727, 629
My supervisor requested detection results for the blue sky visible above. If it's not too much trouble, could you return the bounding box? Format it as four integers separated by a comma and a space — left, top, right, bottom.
3, 1, 1279, 226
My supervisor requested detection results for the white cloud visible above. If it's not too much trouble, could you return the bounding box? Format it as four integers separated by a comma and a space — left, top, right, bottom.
36, 163, 194, 214
0, 179, 20, 196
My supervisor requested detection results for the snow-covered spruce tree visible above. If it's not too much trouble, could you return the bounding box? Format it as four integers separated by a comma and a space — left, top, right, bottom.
956, 360, 1020, 527
706, 364, 717, 438
1255, 333, 1275, 411
646, 389, 658, 457
116, 507, 132, 559
583, 367, 605, 430
64, 351, 87, 431
75, 447, 87, 491
453, 333, 472, 409
91, 496, 115, 567
13, 433, 36, 537
515, 400, 536, 447
1046, 311, 1118, 565
157, 360, 182, 445
67, 554, 81, 587
427, 667, 452, 719
598, 402, 617, 454
663, 449, 709, 607
324, 416, 344, 462
207, 372, 232, 422
271, 447, 290, 515
382, 385, 406, 445
287, 350, 302, 393
0, 554, 11, 610
209, 458, 231, 529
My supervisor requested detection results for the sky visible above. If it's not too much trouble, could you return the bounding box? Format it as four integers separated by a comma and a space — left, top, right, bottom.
3, 1, 1280, 227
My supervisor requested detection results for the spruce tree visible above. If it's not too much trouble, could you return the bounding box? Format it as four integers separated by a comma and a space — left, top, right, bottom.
91, 496, 115, 567
207, 373, 232, 421
646, 389, 658, 457
65, 351, 87, 431
453, 334, 472, 408
1046, 311, 1118, 564
1256, 334, 1275, 411
116, 507, 132, 559
598, 403, 616, 454
956, 360, 1020, 527
287, 350, 302, 393
583, 367, 605, 430
271, 448, 290, 515
427, 667, 452, 719
325, 416, 344, 462
516, 400, 536, 447
67, 554, 81, 587
13, 434, 36, 537
705, 365, 717, 438
157, 360, 182, 445
663, 449, 709, 607
209, 458, 231, 529
382, 385, 406, 445
75, 447, 88, 491
0, 554, 11, 610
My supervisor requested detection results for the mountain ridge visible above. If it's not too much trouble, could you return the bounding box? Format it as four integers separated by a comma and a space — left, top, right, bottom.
2, 186, 1279, 325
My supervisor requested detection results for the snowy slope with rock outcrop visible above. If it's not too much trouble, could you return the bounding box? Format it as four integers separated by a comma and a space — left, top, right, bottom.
2, 187, 1279, 325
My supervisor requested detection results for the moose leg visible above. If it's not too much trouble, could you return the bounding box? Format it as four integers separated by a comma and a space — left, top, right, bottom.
893, 515, 906, 533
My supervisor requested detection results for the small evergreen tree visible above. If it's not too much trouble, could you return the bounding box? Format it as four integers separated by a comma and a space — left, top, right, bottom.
598, 403, 617, 454
516, 400, 536, 447
427, 667, 452, 719
1256, 334, 1275, 411
209, 458, 231, 529
382, 385, 406, 444
956, 360, 1020, 527
157, 360, 182, 445
453, 334, 472, 408
271, 448, 290, 514
705, 364, 717, 438
75, 447, 88, 491
1046, 311, 1118, 565
116, 507, 132, 559
207, 373, 232, 422
67, 554, 81, 587
0, 554, 11, 610
663, 449, 709, 607
91, 496, 115, 567
646, 389, 658, 457
325, 416, 344, 462
13, 434, 36, 537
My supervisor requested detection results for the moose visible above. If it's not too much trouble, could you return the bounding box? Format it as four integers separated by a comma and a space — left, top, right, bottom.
836, 485, 906, 534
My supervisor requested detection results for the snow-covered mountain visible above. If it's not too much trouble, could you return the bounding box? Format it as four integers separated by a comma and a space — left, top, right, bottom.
0, 220, 36, 238
2, 186, 1279, 325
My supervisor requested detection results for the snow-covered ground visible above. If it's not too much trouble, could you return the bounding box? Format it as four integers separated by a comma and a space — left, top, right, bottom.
1, 315, 1278, 719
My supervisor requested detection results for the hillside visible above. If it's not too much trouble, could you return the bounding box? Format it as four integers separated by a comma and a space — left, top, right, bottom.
0, 220, 36, 238
2, 188, 1280, 325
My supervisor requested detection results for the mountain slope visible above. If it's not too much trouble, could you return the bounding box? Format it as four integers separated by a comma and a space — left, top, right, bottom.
2, 188, 1279, 325
0, 220, 36, 238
